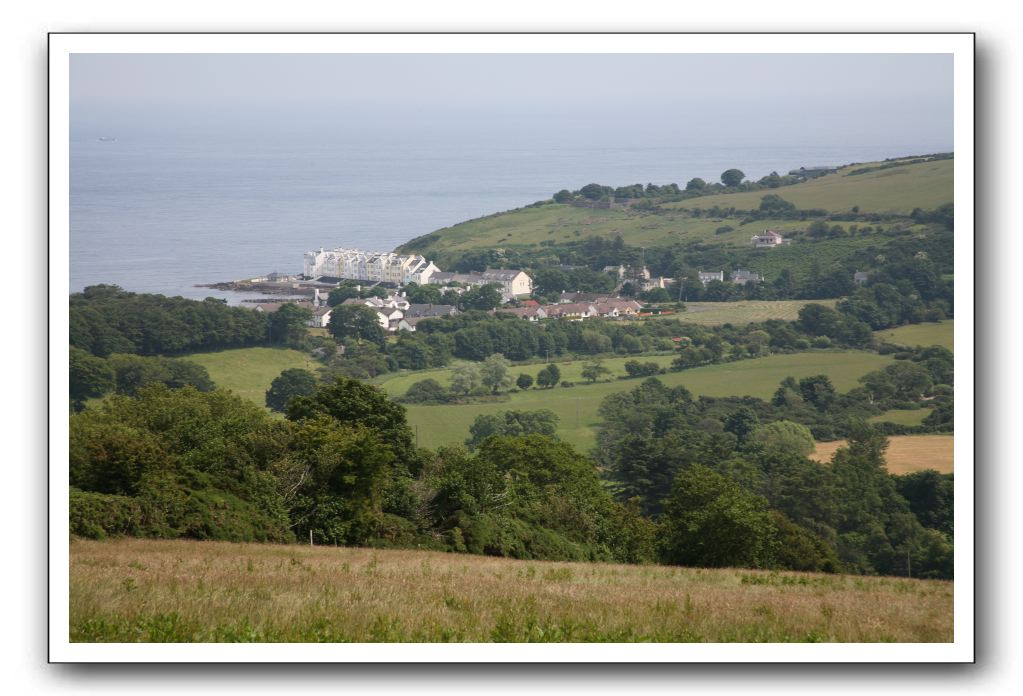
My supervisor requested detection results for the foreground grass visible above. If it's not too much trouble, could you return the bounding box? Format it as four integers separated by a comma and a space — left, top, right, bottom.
391, 351, 895, 450
186, 347, 320, 406
70, 538, 953, 643
874, 321, 954, 352
810, 435, 954, 475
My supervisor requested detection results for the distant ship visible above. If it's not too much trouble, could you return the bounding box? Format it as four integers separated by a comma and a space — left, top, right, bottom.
98, 137, 116, 142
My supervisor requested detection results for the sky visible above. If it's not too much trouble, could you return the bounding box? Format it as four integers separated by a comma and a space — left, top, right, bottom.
70, 53, 954, 148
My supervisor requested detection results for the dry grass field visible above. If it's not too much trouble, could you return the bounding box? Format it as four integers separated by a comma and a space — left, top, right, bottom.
810, 435, 954, 475
70, 538, 953, 643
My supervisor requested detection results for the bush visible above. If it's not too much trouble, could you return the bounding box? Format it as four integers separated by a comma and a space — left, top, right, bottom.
402, 378, 451, 404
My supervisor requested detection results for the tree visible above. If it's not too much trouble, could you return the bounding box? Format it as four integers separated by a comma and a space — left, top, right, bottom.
536, 363, 561, 389
798, 374, 836, 410
402, 378, 450, 404
450, 363, 483, 396
751, 420, 815, 457
723, 407, 759, 447
685, 177, 707, 192
659, 465, 777, 569
553, 189, 574, 203
465, 409, 559, 449
580, 360, 611, 383
759, 194, 796, 214
403, 283, 444, 305
265, 368, 318, 412
69, 346, 114, 410
720, 169, 746, 187
328, 304, 386, 348
516, 373, 534, 390
268, 303, 312, 347
579, 183, 610, 200
456, 284, 503, 311
480, 353, 513, 394
327, 286, 361, 306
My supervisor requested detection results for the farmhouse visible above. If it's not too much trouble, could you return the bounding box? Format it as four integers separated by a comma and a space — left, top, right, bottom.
405, 303, 458, 319
787, 165, 837, 179
543, 302, 597, 320
751, 230, 791, 247
854, 270, 871, 285
698, 270, 724, 286
495, 306, 548, 321
730, 269, 763, 285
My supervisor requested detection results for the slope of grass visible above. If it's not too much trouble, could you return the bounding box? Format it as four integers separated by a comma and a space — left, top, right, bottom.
664, 158, 953, 215
810, 435, 954, 475
874, 321, 955, 351
665, 300, 839, 326
389, 351, 895, 451
70, 538, 953, 643
868, 408, 933, 427
185, 347, 319, 406
401, 158, 951, 256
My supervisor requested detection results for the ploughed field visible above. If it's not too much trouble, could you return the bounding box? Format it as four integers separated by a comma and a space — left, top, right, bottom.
70, 538, 953, 643
811, 435, 954, 475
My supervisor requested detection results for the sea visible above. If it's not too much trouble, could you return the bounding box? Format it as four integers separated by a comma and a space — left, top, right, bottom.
70, 128, 946, 304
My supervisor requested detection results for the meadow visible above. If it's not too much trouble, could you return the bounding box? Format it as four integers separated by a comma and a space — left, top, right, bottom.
662, 299, 838, 326
70, 538, 953, 643
868, 408, 933, 427
810, 435, 954, 475
874, 321, 955, 351
402, 158, 951, 256
186, 347, 320, 405
386, 351, 895, 451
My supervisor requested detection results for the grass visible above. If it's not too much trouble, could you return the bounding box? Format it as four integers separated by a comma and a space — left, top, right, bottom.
70, 538, 953, 643
868, 408, 933, 427
662, 158, 954, 216
666, 300, 839, 326
385, 351, 896, 451
809, 435, 954, 475
402, 158, 951, 256
186, 347, 320, 406
874, 321, 954, 351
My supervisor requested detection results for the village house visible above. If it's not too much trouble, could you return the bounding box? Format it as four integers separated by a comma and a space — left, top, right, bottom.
495, 306, 548, 322
730, 269, 763, 285
751, 230, 791, 247
427, 268, 533, 300
404, 303, 458, 319
854, 270, 871, 285
697, 270, 725, 286
543, 302, 597, 320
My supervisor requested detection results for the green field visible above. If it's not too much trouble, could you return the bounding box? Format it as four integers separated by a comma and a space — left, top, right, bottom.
868, 408, 933, 426
663, 158, 953, 215
388, 351, 895, 451
874, 321, 954, 351
401, 157, 951, 257
665, 300, 839, 326
186, 347, 320, 406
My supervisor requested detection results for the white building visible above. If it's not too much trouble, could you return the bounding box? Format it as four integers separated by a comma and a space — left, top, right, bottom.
303, 247, 440, 285
750, 230, 791, 248
697, 270, 724, 286
428, 267, 533, 299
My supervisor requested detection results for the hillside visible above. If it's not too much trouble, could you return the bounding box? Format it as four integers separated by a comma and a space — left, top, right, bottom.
71, 538, 953, 642
399, 157, 952, 258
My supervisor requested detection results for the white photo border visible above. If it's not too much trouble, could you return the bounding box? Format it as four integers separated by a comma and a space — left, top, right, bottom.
49, 31, 974, 663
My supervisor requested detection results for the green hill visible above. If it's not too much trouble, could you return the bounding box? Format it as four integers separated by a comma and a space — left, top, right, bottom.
399, 157, 952, 258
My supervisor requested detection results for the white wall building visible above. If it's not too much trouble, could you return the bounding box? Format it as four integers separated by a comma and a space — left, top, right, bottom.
303, 247, 440, 285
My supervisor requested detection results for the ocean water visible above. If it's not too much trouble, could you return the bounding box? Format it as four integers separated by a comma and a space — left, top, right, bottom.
70, 129, 942, 303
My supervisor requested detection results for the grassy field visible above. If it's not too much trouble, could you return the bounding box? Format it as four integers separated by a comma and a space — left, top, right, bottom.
386, 351, 895, 451
868, 408, 933, 427
874, 321, 955, 351
810, 435, 954, 475
186, 347, 320, 406
662, 158, 953, 216
666, 300, 838, 326
401, 158, 950, 257
70, 538, 953, 643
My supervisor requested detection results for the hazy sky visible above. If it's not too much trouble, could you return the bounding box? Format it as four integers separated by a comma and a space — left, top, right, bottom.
70, 53, 954, 148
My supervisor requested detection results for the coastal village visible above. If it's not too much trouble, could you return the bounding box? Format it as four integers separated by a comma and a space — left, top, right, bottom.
227, 232, 810, 333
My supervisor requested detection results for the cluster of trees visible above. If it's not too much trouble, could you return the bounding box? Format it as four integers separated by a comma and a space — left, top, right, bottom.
69, 346, 214, 411
549, 169, 805, 206
70, 285, 274, 357
400, 356, 565, 405
595, 378, 953, 577
70, 380, 655, 564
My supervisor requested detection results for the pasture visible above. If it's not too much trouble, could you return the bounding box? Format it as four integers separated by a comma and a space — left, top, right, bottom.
868, 408, 933, 426
70, 538, 953, 643
810, 435, 954, 475
387, 351, 895, 451
666, 300, 839, 326
874, 321, 955, 351
186, 347, 320, 406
